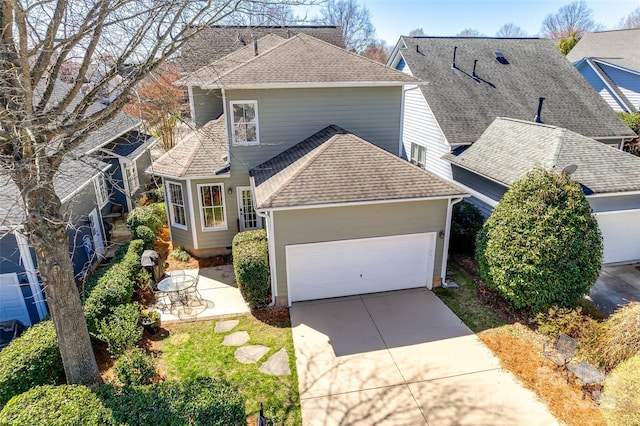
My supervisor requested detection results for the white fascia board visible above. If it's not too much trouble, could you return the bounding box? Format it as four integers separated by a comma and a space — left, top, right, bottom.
144, 171, 231, 180
588, 190, 640, 198
584, 59, 632, 113
592, 59, 640, 77
200, 81, 424, 90
386, 37, 408, 68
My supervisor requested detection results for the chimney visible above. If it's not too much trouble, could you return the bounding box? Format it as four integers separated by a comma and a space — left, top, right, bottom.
534, 97, 545, 123
253, 37, 258, 56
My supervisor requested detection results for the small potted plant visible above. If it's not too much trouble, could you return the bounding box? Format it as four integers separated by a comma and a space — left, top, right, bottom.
140, 308, 161, 334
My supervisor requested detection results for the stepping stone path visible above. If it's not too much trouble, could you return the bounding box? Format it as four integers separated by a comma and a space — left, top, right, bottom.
214, 320, 239, 333
235, 345, 270, 364
222, 331, 249, 346
259, 348, 291, 376
215, 319, 290, 376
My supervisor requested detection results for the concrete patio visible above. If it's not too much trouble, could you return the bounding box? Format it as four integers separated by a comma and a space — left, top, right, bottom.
155, 265, 250, 323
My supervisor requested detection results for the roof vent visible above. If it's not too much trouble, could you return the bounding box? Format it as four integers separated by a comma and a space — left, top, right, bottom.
451, 46, 458, 69
494, 51, 509, 64
534, 97, 545, 123
253, 37, 258, 56
472, 60, 480, 81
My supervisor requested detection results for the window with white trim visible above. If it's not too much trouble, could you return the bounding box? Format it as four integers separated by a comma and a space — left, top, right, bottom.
410, 143, 426, 169
123, 161, 140, 193
231, 101, 259, 145
167, 182, 187, 229
94, 175, 108, 208
198, 184, 227, 231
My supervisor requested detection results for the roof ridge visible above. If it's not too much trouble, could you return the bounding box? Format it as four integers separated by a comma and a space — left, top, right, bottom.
260, 125, 343, 207
176, 116, 225, 176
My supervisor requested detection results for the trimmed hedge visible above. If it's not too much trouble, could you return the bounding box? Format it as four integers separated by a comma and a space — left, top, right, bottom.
95, 377, 246, 425
601, 355, 640, 426
133, 225, 155, 250
476, 169, 602, 312
232, 230, 269, 309
126, 203, 166, 235
114, 349, 156, 386
0, 321, 63, 407
96, 303, 143, 358
0, 385, 115, 426
84, 239, 144, 334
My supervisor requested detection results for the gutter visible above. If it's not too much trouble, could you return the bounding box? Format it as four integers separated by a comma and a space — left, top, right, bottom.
252, 177, 277, 307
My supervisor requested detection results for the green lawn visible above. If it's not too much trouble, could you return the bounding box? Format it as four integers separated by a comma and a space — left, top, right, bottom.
434, 267, 505, 333
157, 316, 300, 425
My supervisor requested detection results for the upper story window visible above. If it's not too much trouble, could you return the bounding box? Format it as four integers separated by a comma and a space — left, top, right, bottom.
231, 101, 259, 145
123, 161, 140, 193
94, 175, 108, 208
410, 143, 426, 169
167, 181, 187, 230
198, 183, 227, 231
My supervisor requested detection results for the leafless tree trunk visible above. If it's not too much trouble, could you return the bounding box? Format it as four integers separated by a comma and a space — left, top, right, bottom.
0, 0, 313, 386
540, 0, 601, 38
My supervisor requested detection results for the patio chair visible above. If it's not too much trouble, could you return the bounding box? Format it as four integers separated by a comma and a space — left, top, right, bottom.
185, 274, 205, 307
543, 334, 578, 381
149, 281, 169, 312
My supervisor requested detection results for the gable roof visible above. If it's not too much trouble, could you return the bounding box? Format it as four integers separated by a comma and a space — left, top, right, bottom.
394, 37, 635, 144
147, 117, 227, 179
567, 29, 640, 71
181, 25, 345, 73
251, 125, 467, 209
182, 33, 420, 89
0, 158, 111, 228
444, 117, 640, 195
581, 58, 638, 113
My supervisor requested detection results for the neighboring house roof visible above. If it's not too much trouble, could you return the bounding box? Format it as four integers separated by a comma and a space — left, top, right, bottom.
566, 29, 640, 72
147, 117, 227, 178
251, 125, 467, 209
444, 117, 640, 195
181, 25, 345, 72
585, 58, 638, 113
181, 33, 420, 89
107, 131, 157, 159
392, 37, 635, 144
74, 111, 142, 155
0, 158, 111, 227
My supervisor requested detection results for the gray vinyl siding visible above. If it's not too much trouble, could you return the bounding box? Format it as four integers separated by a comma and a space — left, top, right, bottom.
271, 199, 449, 300
402, 84, 453, 180
577, 63, 626, 112
451, 165, 507, 202
601, 64, 640, 111
588, 194, 640, 213
191, 87, 224, 127
162, 179, 194, 251
224, 87, 403, 169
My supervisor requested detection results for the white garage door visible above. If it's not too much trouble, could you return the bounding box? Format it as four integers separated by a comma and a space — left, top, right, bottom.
0, 273, 31, 326
286, 233, 436, 303
596, 210, 640, 264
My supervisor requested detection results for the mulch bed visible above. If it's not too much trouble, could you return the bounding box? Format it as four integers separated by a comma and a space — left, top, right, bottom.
155, 226, 231, 271
251, 306, 291, 327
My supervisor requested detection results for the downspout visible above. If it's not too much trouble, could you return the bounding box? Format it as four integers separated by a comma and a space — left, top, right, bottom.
221, 88, 231, 167
252, 177, 277, 307
440, 197, 464, 287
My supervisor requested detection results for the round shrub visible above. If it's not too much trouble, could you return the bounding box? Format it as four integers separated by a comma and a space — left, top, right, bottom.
475, 168, 602, 312
95, 377, 245, 425
0, 321, 63, 407
232, 230, 269, 309
133, 225, 156, 250
126, 203, 166, 235
171, 247, 190, 262
593, 302, 640, 371
450, 201, 484, 253
96, 303, 143, 358
600, 355, 640, 426
114, 348, 156, 386
0, 385, 115, 425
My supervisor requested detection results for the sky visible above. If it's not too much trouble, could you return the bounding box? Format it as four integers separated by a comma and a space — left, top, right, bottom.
298, 0, 640, 45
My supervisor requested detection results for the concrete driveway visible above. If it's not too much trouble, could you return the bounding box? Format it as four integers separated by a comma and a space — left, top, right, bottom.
590, 263, 640, 316
291, 289, 558, 426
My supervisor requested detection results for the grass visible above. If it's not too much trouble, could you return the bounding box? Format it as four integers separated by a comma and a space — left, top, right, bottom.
434, 267, 505, 332
157, 315, 300, 425
436, 265, 606, 426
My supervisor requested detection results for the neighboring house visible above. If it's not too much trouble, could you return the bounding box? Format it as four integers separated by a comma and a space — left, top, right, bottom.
386, 37, 637, 186
567, 29, 640, 113
444, 117, 640, 264
149, 34, 468, 306
0, 99, 156, 327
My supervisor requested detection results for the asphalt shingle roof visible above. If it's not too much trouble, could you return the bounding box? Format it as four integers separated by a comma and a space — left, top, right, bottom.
444, 117, 640, 194
181, 25, 345, 72
110, 131, 156, 158
251, 125, 467, 209
397, 37, 636, 144
567, 29, 640, 71
183, 33, 420, 89
147, 117, 227, 178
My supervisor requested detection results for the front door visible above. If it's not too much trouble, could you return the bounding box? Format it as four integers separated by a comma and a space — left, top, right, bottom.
88, 208, 106, 257
237, 187, 262, 231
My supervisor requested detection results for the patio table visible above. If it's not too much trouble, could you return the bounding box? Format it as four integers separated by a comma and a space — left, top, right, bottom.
157, 274, 196, 312
567, 362, 605, 399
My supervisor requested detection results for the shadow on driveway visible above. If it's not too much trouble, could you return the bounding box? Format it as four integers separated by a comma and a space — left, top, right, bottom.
590, 263, 640, 316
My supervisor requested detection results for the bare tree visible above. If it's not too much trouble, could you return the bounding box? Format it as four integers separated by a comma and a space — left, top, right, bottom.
408, 28, 425, 36
496, 23, 528, 37
618, 7, 640, 29
224, 2, 299, 26
0, 0, 312, 387
456, 28, 483, 37
361, 40, 389, 64
541, 1, 599, 38
316, 0, 375, 52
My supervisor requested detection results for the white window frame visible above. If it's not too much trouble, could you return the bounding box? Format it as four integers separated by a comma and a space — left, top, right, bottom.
410, 143, 426, 169
93, 174, 108, 208
197, 183, 228, 231
123, 161, 140, 193
230, 100, 259, 146
166, 181, 187, 230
